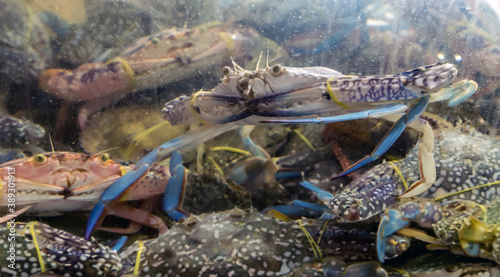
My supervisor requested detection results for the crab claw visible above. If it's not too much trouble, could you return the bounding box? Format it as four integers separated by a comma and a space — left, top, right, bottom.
376, 200, 442, 262
459, 217, 493, 257
376, 209, 411, 262
429, 80, 478, 107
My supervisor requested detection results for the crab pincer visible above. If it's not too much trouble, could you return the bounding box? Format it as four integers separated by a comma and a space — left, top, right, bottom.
376, 199, 442, 262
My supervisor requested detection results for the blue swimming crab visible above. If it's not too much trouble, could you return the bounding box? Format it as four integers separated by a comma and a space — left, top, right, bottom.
303, 128, 500, 222
281, 127, 500, 263
1, 209, 408, 276
85, 61, 477, 239
0, 221, 122, 276
118, 208, 406, 276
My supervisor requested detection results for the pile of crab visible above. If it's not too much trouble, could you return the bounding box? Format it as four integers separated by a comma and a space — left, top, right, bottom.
3, 56, 500, 276
3, 2, 500, 275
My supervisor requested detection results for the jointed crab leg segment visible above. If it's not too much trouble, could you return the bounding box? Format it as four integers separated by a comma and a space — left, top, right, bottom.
136, 123, 240, 167
335, 96, 430, 178
85, 165, 149, 239
259, 104, 409, 124
162, 151, 188, 221
263, 200, 329, 219
397, 117, 435, 198
85, 152, 188, 239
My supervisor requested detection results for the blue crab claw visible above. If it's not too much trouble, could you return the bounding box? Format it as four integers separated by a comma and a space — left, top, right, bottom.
376, 209, 412, 262
377, 200, 442, 262
163, 151, 188, 221
459, 217, 493, 257
85, 165, 149, 240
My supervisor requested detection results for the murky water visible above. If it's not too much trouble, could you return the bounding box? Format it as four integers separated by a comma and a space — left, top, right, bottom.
1, 0, 500, 276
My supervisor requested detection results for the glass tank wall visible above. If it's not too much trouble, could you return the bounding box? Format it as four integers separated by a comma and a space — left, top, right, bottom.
1, 0, 500, 276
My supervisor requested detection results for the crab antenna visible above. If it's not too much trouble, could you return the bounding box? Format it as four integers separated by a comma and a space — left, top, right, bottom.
255, 51, 263, 71
266, 39, 270, 68
94, 147, 118, 157
230, 56, 246, 72
48, 134, 55, 157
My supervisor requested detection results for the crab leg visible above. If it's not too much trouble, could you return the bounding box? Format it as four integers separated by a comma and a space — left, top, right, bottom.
336, 96, 430, 178
0, 205, 33, 223
136, 123, 240, 167
97, 200, 168, 235
162, 151, 188, 221
85, 151, 188, 239
259, 98, 429, 180
259, 104, 409, 124
85, 165, 149, 239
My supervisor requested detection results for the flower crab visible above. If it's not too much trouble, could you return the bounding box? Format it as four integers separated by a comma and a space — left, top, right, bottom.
85, 61, 477, 239
375, 197, 500, 264
270, 128, 500, 262
0, 221, 122, 276
282, 127, 500, 221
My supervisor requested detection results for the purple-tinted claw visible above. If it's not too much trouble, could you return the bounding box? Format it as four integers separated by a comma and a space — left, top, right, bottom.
377, 209, 412, 262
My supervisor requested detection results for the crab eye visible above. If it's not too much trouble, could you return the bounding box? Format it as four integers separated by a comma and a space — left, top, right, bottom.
272, 64, 282, 73
268, 64, 285, 77
222, 66, 231, 76
150, 37, 160, 44
33, 154, 47, 164
100, 153, 110, 162
237, 78, 249, 92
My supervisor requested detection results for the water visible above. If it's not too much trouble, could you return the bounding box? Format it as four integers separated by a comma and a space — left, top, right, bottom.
1, 0, 500, 276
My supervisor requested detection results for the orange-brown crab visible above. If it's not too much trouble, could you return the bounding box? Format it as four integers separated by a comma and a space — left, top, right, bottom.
38, 24, 288, 129
0, 151, 187, 235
